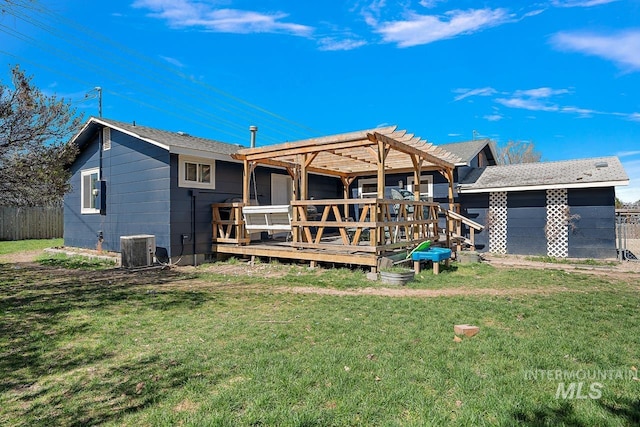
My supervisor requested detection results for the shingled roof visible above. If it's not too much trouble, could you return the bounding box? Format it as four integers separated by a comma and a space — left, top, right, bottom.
71, 117, 241, 157
459, 157, 629, 193
440, 138, 496, 166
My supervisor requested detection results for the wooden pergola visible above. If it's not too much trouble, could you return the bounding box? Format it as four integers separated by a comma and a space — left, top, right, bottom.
211, 126, 471, 270
232, 125, 459, 207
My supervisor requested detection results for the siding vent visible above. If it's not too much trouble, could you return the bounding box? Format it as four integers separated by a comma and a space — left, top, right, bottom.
102, 127, 111, 151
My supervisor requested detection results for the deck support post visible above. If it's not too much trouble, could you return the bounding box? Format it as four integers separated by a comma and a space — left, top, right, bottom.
242, 159, 251, 205
341, 176, 355, 219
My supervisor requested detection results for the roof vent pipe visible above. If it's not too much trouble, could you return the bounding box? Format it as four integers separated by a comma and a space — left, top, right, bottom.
249, 125, 258, 148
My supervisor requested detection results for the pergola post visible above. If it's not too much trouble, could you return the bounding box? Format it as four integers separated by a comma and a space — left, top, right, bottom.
242, 159, 251, 205
410, 154, 423, 238
286, 166, 300, 201
341, 176, 355, 219
376, 139, 388, 199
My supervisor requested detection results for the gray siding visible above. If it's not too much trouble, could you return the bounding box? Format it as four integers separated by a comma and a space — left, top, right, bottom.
169, 160, 341, 258
567, 188, 617, 258
506, 191, 547, 256
459, 193, 489, 252
169, 157, 244, 258
64, 129, 171, 252
459, 188, 617, 258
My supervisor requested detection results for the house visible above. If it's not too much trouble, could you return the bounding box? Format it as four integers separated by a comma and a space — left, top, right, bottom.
64, 117, 341, 264
65, 118, 628, 264
458, 157, 629, 258
348, 138, 497, 206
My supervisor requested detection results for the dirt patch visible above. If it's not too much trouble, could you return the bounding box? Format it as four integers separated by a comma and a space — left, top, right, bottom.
267, 285, 579, 298
184, 261, 297, 279
481, 253, 640, 282
3, 248, 638, 299
0, 250, 44, 264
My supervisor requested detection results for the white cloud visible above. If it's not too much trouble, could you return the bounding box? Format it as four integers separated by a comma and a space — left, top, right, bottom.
318, 37, 367, 51
454, 85, 639, 121
453, 87, 497, 101
496, 97, 559, 112
617, 150, 640, 158
376, 8, 511, 47
560, 106, 596, 117
361, 0, 387, 26
552, 0, 619, 7
132, 0, 313, 36
551, 30, 640, 71
160, 55, 185, 68
523, 9, 546, 18
447, 133, 462, 137
513, 87, 570, 98
419, 0, 446, 8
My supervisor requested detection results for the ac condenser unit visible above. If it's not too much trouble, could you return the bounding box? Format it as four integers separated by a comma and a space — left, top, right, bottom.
120, 235, 156, 268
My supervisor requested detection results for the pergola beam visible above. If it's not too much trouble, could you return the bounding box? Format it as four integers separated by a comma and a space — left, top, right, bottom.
234, 125, 459, 207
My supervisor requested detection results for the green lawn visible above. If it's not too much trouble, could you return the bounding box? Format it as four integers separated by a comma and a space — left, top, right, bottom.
0, 238, 62, 255
0, 247, 638, 426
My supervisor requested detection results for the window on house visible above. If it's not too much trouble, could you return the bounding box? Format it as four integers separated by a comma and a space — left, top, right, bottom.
81, 168, 100, 214
407, 174, 434, 201
178, 156, 215, 189
357, 178, 381, 198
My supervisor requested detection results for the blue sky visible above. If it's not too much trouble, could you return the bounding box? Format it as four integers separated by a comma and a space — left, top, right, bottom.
1, 0, 639, 201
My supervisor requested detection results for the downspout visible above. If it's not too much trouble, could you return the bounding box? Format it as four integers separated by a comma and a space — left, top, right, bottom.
191, 190, 197, 266
97, 126, 104, 250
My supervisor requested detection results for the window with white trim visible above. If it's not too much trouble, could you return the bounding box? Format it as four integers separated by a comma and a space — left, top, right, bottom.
178, 156, 215, 189
81, 168, 100, 214
407, 174, 434, 201
358, 177, 379, 198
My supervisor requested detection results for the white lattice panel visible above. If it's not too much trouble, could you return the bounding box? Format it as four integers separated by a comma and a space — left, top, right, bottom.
546, 189, 568, 258
489, 191, 508, 254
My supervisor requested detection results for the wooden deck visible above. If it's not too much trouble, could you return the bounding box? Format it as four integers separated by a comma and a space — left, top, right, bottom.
212, 237, 381, 269
211, 198, 449, 271
211, 198, 485, 270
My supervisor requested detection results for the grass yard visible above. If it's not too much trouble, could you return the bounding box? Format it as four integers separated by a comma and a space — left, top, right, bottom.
0, 246, 639, 426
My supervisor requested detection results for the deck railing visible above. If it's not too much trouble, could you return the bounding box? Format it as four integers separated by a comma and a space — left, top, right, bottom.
212, 198, 441, 254
440, 207, 484, 251
211, 202, 250, 244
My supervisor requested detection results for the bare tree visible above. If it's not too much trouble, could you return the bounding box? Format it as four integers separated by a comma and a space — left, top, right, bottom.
497, 140, 541, 165
0, 65, 81, 206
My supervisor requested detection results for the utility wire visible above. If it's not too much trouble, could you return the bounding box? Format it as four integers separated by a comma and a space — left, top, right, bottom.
1, 0, 321, 143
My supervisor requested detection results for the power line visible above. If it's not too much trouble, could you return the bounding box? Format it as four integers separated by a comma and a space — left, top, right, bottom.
1, 0, 322, 144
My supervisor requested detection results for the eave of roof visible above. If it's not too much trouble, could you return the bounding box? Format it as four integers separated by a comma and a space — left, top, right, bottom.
459, 156, 629, 193
70, 117, 240, 159
440, 138, 497, 166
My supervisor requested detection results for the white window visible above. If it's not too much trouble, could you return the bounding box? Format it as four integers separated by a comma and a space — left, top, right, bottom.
81, 168, 100, 214
407, 174, 434, 201
102, 128, 111, 151
358, 177, 379, 198
178, 156, 215, 189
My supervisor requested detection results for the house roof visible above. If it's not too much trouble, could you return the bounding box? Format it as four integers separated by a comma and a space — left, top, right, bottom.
440, 138, 497, 166
233, 125, 460, 178
459, 156, 629, 193
71, 117, 241, 157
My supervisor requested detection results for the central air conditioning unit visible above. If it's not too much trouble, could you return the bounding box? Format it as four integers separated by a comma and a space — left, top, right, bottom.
120, 235, 156, 268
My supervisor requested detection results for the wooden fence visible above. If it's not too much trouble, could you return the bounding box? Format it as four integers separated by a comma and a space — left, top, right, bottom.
0, 206, 63, 241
